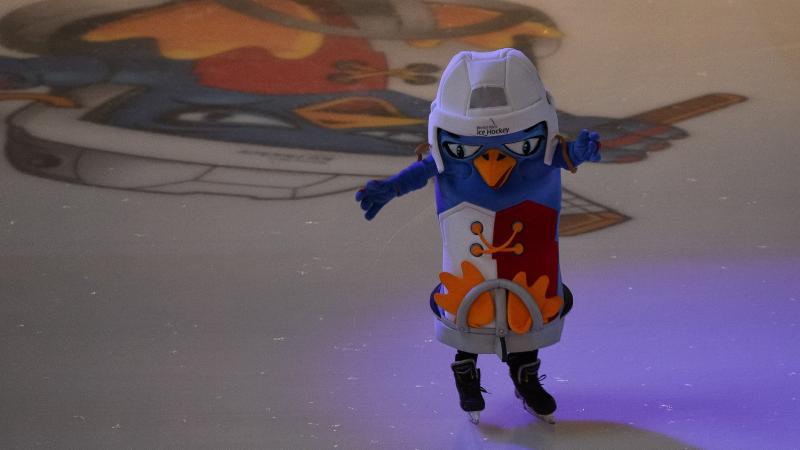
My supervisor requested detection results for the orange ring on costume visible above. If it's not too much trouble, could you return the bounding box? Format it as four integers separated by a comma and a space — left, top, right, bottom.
470, 243, 485, 257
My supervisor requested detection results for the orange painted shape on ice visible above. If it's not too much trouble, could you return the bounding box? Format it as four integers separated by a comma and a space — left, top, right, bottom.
409, 4, 562, 49
82, 0, 323, 60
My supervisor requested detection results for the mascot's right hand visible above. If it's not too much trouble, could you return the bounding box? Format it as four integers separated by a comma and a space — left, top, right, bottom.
356, 179, 397, 220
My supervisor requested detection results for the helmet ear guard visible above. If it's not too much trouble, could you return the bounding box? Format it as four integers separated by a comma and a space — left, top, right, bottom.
427, 49, 559, 173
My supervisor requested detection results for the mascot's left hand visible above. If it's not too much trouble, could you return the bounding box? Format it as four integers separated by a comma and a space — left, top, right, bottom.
569, 129, 602, 164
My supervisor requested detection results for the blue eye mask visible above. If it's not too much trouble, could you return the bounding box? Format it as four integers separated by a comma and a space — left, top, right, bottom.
437, 122, 548, 183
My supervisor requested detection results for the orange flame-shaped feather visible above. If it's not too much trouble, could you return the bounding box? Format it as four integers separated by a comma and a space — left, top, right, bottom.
434, 261, 494, 328
508, 272, 563, 334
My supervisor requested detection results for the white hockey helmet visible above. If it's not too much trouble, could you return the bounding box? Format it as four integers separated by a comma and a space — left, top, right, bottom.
428, 48, 559, 173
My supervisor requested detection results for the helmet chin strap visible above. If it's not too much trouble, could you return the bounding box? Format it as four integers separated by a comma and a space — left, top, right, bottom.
555, 135, 576, 173
415, 142, 430, 162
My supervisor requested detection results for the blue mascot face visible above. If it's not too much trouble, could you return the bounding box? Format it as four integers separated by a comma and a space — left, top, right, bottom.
437, 121, 549, 188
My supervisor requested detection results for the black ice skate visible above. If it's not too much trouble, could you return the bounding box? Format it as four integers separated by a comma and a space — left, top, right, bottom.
510, 359, 557, 424
451, 359, 486, 424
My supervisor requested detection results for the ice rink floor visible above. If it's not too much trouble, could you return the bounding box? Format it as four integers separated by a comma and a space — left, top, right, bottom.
1, 0, 799, 448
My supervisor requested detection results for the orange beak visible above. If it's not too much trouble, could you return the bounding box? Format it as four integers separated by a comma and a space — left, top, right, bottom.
473, 149, 516, 189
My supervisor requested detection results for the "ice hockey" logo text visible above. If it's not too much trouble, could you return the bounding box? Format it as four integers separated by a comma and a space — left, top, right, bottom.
476, 120, 509, 136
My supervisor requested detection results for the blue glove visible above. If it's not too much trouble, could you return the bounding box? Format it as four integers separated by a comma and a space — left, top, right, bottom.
355, 156, 438, 220
569, 129, 602, 164
356, 179, 398, 220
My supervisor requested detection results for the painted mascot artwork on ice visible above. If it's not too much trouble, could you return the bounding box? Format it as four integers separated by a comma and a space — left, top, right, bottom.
357, 48, 600, 424
0, 0, 745, 238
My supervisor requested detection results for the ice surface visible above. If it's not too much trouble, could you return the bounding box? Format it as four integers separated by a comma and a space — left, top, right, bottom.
1, 0, 799, 449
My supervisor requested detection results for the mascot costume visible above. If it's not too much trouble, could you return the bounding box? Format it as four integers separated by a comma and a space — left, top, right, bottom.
356, 48, 601, 424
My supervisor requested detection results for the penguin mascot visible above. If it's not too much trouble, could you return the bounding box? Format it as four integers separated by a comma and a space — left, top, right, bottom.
356, 48, 601, 424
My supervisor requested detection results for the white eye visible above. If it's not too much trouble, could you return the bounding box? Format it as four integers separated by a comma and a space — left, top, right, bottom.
505, 137, 541, 156
444, 143, 481, 159
174, 111, 294, 128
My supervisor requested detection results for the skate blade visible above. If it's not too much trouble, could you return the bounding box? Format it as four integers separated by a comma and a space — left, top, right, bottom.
522, 403, 556, 424
468, 411, 480, 424
535, 411, 556, 424
517, 391, 556, 424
